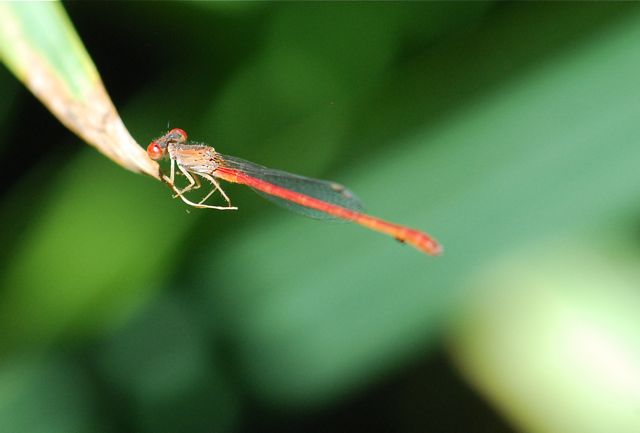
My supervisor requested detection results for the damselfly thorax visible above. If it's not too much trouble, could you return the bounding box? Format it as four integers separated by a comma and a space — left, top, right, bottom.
168, 143, 221, 174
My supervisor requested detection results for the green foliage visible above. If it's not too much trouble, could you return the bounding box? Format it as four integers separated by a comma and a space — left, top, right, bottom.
1, 2, 640, 432
0, 1, 98, 98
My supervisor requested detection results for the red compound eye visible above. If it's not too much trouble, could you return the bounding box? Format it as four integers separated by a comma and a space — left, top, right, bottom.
168, 128, 187, 143
147, 141, 164, 160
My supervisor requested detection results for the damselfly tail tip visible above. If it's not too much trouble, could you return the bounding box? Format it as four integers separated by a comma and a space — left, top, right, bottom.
395, 230, 442, 256
427, 241, 443, 256
415, 235, 443, 256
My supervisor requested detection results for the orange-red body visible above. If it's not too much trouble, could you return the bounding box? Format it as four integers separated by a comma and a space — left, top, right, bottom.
148, 128, 442, 256
214, 167, 442, 255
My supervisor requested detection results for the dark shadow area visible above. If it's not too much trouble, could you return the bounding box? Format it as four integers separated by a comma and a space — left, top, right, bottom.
238, 349, 514, 433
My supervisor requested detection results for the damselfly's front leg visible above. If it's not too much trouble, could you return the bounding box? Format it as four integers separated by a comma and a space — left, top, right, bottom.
171, 164, 201, 198
166, 160, 201, 197
165, 159, 195, 197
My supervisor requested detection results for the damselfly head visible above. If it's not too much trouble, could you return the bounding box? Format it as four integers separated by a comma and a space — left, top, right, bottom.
166, 128, 188, 143
147, 128, 189, 160
147, 140, 166, 160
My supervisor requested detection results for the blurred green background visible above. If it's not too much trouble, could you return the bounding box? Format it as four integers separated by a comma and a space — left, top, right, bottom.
2, 2, 640, 432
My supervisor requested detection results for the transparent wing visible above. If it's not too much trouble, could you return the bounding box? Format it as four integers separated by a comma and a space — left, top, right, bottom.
220, 154, 364, 219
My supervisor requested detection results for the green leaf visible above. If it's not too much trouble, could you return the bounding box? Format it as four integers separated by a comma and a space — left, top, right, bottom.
0, 151, 191, 349
0, 2, 97, 99
0, 354, 97, 433
0, 1, 158, 177
192, 7, 640, 404
450, 248, 640, 433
